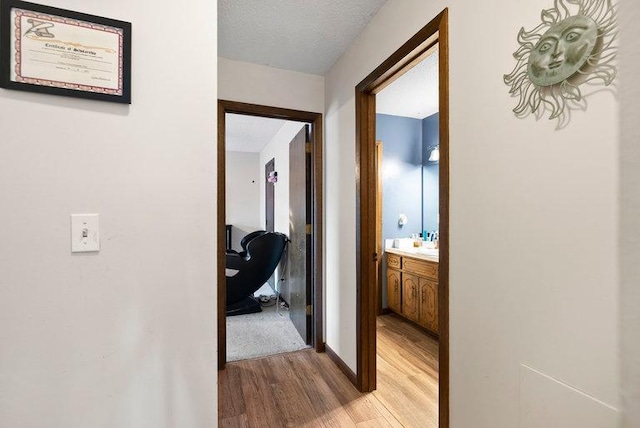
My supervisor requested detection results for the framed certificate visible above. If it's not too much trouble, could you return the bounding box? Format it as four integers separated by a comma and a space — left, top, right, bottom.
0, 0, 131, 103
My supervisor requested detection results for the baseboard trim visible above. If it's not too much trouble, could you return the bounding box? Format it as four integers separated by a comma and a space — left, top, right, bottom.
324, 343, 357, 386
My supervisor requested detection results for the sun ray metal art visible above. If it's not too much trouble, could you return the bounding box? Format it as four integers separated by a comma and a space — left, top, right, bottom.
504, 0, 617, 123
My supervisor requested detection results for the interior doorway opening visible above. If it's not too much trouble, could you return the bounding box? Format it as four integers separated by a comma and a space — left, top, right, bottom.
217, 101, 324, 370
355, 9, 450, 428
371, 42, 441, 427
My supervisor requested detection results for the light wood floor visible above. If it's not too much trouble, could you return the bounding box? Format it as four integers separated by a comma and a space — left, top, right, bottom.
374, 314, 439, 427
218, 313, 439, 427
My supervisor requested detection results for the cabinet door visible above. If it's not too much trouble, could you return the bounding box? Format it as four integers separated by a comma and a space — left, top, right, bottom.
386, 269, 402, 313
402, 273, 420, 322
419, 278, 438, 334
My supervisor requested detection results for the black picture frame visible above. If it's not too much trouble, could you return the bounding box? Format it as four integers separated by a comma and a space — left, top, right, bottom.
0, 0, 131, 103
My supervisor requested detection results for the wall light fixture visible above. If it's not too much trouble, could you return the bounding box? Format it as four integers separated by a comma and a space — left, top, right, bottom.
428, 146, 440, 162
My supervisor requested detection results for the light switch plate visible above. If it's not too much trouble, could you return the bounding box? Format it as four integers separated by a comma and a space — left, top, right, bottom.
71, 214, 100, 253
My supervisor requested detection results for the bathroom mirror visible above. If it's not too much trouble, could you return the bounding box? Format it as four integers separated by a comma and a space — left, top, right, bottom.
377, 112, 439, 243
376, 46, 440, 243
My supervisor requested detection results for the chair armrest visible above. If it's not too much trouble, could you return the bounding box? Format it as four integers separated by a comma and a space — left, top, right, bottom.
225, 268, 239, 278
225, 252, 245, 271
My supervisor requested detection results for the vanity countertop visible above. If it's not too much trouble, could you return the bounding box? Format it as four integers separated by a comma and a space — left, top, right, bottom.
385, 247, 439, 263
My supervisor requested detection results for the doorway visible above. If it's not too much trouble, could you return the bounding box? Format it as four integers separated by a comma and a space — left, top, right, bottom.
217, 100, 324, 369
355, 8, 450, 428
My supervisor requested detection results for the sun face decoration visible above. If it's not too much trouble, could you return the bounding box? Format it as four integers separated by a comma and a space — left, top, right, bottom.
504, 0, 617, 123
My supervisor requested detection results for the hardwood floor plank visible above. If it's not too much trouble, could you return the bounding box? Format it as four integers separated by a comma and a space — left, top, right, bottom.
367, 396, 405, 428
374, 314, 439, 428
268, 354, 319, 427
291, 352, 358, 427
218, 313, 438, 428
219, 414, 249, 428
353, 417, 394, 427
218, 363, 246, 418
237, 361, 284, 427
313, 351, 384, 424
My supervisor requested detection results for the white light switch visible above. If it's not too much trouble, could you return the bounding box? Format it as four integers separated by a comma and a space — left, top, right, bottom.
71, 214, 100, 253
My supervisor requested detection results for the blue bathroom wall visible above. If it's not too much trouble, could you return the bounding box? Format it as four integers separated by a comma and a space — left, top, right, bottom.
376, 114, 424, 241
422, 113, 439, 234
377, 113, 422, 309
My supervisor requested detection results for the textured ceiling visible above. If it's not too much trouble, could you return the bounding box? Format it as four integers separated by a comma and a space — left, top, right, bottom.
219, 0, 388, 75
376, 48, 439, 119
226, 114, 287, 153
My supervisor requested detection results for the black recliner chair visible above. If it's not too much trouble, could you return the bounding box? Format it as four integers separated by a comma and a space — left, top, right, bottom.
226, 231, 289, 316
225, 230, 266, 258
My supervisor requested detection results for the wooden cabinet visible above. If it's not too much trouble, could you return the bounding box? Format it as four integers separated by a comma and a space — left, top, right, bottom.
386, 268, 402, 313
387, 253, 401, 269
419, 278, 438, 332
386, 252, 438, 336
402, 273, 419, 322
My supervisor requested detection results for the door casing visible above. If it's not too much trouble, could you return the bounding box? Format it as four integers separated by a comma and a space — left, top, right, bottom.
217, 100, 324, 369
355, 8, 450, 428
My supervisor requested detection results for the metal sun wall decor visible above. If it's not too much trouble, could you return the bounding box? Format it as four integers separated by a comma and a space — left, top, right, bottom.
504, 0, 617, 124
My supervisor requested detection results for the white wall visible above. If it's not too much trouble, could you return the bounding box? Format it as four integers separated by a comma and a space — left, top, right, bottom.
324, 1, 620, 427
0, 0, 217, 426
218, 57, 324, 113
226, 151, 261, 251
620, 0, 640, 426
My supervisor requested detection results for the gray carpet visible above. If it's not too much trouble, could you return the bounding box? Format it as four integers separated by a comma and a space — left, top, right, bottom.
226, 284, 308, 362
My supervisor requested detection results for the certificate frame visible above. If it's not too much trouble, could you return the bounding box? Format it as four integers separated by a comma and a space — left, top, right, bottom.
0, 0, 131, 103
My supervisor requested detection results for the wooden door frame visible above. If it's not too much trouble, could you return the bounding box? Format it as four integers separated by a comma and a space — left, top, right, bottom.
355, 9, 450, 428
217, 100, 324, 370
375, 141, 384, 316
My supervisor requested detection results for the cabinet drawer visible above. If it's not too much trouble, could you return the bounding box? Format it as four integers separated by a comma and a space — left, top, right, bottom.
387, 253, 401, 269
402, 257, 438, 280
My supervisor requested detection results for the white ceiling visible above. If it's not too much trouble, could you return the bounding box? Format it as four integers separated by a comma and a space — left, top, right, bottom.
376, 48, 439, 119
218, 0, 388, 76
221, 1, 436, 125
226, 114, 287, 153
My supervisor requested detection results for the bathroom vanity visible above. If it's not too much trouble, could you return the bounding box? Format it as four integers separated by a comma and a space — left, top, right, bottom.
385, 248, 439, 336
